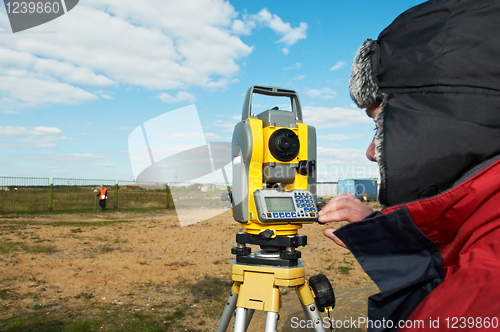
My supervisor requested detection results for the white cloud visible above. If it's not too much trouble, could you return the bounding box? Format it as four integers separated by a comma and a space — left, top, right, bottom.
0, 48, 114, 86
232, 8, 307, 54
330, 61, 346, 71
55, 153, 104, 163
204, 132, 225, 141
304, 88, 337, 100
156, 91, 197, 104
318, 147, 368, 164
303, 106, 371, 128
168, 132, 204, 141
284, 63, 301, 71
0, 126, 62, 136
0, 0, 252, 107
0, 68, 98, 107
318, 133, 363, 141
288, 75, 305, 83
95, 161, 115, 167
232, 17, 256, 35
0, 126, 68, 148
0, 1, 308, 109
252, 9, 307, 47
214, 119, 238, 132
316, 146, 380, 180
17, 152, 106, 163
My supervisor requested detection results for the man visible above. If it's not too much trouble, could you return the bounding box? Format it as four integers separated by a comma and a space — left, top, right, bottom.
97, 184, 108, 211
318, 0, 500, 331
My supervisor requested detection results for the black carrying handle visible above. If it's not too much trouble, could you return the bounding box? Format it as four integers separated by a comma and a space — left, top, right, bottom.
241, 85, 303, 122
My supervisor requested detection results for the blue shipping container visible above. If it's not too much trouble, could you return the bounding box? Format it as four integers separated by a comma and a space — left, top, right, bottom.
338, 179, 378, 201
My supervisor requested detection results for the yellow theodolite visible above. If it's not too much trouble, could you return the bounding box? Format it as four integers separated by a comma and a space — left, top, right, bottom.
231, 85, 318, 237
217, 86, 335, 332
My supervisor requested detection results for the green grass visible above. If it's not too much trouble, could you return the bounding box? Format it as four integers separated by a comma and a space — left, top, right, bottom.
189, 276, 232, 318
0, 240, 56, 255
21, 243, 56, 254
0, 298, 207, 332
0, 312, 171, 332
0, 185, 175, 214
336, 265, 353, 275
0, 289, 11, 300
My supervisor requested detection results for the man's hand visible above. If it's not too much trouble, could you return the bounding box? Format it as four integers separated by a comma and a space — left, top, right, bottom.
318, 193, 374, 249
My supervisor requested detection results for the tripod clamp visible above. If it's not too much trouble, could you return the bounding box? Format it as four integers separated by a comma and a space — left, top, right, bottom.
231, 232, 307, 267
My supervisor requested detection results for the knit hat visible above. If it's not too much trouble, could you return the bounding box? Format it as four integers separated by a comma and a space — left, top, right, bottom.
349, 39, 386, 109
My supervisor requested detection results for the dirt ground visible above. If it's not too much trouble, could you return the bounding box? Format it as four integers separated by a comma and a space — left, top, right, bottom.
0, 209, 379, 331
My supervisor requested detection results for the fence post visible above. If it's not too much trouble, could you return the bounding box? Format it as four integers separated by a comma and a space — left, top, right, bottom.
209, 184, 213, 206
48, 183, 53, 211
166, 184, 170, 209
114, 183, 118, 209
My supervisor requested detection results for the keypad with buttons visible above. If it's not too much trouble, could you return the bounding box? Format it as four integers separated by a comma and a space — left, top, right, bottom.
254, 189, 318, 223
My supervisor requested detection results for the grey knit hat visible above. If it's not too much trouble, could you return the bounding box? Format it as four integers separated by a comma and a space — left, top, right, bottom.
349, 39, 386, 108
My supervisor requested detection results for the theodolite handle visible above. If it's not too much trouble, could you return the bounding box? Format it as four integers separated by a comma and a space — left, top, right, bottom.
242, 85, 303, 122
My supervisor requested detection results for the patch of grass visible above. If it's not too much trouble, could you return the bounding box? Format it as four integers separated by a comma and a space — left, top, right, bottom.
92, 236, 108, 242
100, 244, 115, 252
164, 261, 193, 268
190, 275, 231, 318
0, 241, 56, 254
0, 240, 22, 254
336, 265, 353, 276
62, 320, 94, 332
20, 243, 56, 254
0, 288, 11, 300
33, 238, 52, 244
164, 308, 185, 321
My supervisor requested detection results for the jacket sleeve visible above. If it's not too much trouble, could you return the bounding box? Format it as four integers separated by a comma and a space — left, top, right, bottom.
334, 208, 444, 331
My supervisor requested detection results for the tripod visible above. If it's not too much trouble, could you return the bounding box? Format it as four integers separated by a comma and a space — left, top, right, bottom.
216, 233, 334, 332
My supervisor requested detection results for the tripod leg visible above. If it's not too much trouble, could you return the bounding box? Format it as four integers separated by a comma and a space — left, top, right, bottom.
301, 302, 325, 332
264, 312, 279, 332
245, 309, 255, 330
296, 283, 326, 332
234, 307, 249, 332
216, 284, 240, 332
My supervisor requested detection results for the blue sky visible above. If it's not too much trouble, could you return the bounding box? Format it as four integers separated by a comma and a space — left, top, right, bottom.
0, 0, 427, 183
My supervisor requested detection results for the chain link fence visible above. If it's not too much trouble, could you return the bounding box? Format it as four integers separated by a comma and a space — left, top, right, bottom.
0, 177, 50, 212
116, 181, 171, 210
0, 177, 173, 213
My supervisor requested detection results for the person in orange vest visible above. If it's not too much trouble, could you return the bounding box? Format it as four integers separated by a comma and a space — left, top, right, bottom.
96, 184, 108, 211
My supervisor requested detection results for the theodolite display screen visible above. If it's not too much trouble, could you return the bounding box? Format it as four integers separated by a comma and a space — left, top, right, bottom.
264, 197, 295, 213
253, 189, 318, 223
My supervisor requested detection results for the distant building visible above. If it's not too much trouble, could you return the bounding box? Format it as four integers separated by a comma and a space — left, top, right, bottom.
316, 182, 338, 197
338, 179, 378, 201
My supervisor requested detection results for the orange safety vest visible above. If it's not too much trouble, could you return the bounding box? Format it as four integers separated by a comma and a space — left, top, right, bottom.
99, 188, 108, 200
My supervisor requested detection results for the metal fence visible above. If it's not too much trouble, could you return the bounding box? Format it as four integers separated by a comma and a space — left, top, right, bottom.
0, 177, 173, 213
0, 177, 50, 212
116, 181, 170, 210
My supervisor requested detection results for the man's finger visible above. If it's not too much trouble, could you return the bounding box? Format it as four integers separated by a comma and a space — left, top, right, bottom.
323, 228, 348, 249
319, 195, 366, 216
318, 207, 368, 223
